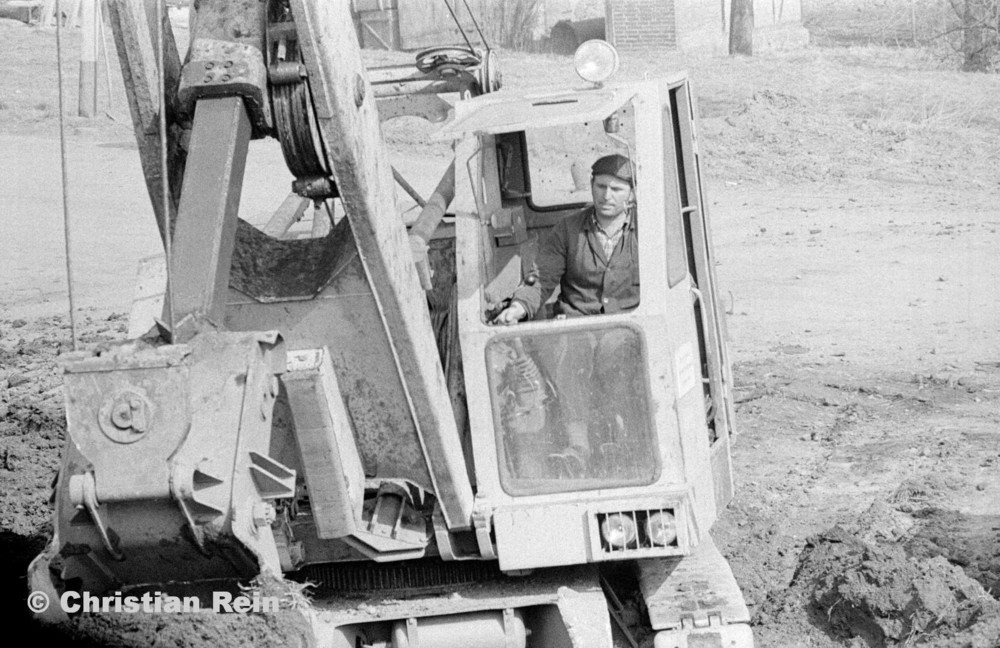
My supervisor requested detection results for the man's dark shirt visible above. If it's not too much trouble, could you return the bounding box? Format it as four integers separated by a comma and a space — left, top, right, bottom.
511, 206, 639, 318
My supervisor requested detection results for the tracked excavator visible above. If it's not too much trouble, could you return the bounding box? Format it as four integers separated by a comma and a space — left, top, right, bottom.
28, 1, 752, 646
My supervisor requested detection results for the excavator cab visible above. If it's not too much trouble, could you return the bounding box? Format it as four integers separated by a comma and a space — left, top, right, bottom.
423, 49, 751, 644
442, 63, 738, 555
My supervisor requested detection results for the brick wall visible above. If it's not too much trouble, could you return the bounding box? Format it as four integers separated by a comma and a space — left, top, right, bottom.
606, 0, 677, 51
605, 0, 805, 54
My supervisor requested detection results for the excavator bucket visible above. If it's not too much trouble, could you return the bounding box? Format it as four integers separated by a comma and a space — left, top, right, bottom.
28, 330, 294, 620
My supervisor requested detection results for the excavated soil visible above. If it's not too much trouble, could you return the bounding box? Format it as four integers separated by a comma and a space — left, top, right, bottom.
760, 500, 1000, 647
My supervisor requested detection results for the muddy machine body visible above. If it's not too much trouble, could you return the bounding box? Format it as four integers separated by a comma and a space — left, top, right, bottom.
30, 2, 751, 646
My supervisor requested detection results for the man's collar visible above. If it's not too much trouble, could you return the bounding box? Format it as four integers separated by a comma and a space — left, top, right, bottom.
589, 207, 632, 233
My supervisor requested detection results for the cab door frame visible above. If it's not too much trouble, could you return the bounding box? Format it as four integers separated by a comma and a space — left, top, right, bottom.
663, 78, 737, 511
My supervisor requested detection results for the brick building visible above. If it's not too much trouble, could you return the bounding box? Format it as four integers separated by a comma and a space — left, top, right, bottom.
605, 0, 809, 53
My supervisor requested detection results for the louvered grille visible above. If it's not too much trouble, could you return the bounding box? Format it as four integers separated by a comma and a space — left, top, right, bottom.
294, 559, 503, 593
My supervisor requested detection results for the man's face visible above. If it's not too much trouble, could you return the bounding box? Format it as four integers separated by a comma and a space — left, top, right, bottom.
591, 174, 633, 220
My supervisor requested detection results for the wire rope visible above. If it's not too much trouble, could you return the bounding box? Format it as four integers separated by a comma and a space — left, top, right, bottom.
461, 0, 490, 50
441, 0, 475, 52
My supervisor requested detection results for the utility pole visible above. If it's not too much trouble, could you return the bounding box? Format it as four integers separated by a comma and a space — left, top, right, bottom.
729, 0, 754, 56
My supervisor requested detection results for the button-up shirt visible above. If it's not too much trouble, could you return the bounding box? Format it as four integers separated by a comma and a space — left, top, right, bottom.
592, 211, 629, 260
511, 206, 639, 318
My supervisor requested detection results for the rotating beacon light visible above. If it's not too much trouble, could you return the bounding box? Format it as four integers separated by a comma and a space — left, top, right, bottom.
574, 40, 620, 86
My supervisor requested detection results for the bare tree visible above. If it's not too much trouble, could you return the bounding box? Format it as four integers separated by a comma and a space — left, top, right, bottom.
948, 0, 1000, 71
484, 0, 542, 51
729, 0, 754, 55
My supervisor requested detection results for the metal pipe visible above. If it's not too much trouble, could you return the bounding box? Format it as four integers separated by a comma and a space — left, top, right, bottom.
393, 168, 427, 207
391, 610, 526, 648
408, 160, 456, 245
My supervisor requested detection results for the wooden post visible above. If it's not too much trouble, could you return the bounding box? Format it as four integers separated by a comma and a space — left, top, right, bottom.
78, 0, 98, 117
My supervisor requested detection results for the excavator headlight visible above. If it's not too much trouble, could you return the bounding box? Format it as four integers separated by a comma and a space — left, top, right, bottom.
644, 511, 678, 546
600, 513, 637, 548
574, 40, 620, 85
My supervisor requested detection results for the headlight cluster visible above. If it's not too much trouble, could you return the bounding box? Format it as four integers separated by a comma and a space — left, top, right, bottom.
599, 510, 677, 550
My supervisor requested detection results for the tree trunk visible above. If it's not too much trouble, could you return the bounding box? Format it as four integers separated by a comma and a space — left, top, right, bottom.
962, 0, 990, 72
729, 0, 754, 56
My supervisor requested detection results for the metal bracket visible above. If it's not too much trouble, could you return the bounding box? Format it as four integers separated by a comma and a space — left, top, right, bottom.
472, 507, 497, 559
490, 206, 528, 248
680, 612, 723, 630
249, 451, 297, 499
178, 38, 272, 135
502, 608, 520, 646
68, 472, 124, 561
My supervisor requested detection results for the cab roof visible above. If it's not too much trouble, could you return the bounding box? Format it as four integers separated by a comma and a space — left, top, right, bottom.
436, 76, 684, 139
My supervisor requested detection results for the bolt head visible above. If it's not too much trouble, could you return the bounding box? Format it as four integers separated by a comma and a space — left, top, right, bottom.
111, 402, 133, 429
353, 74, 366, 107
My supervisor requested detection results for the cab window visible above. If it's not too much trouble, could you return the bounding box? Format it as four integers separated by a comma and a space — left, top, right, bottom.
523, 101, 637, 210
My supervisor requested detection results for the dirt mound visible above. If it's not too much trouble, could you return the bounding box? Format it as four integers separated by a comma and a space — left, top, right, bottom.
904, 509, 1000, 599
701, 87, 863, 184
58, 607, 312, 648
769, 501, 1000, 647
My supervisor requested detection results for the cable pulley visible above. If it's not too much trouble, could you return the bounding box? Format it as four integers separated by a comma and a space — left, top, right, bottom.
267, 1, 336, 200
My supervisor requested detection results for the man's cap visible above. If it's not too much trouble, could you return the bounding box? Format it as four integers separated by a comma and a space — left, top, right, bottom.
591, 154, 634, 185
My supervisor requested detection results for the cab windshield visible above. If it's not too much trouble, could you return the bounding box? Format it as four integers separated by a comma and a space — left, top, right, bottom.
485, 325, 659, 496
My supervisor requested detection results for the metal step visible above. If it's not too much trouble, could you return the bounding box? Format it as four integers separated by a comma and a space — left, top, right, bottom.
638, 534, 750, 631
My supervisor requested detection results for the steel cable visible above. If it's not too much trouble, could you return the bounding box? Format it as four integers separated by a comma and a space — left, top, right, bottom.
273, 80, 328, 179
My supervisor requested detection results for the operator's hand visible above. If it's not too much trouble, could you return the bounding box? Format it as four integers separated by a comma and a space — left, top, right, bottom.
493, 301, 527, 326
